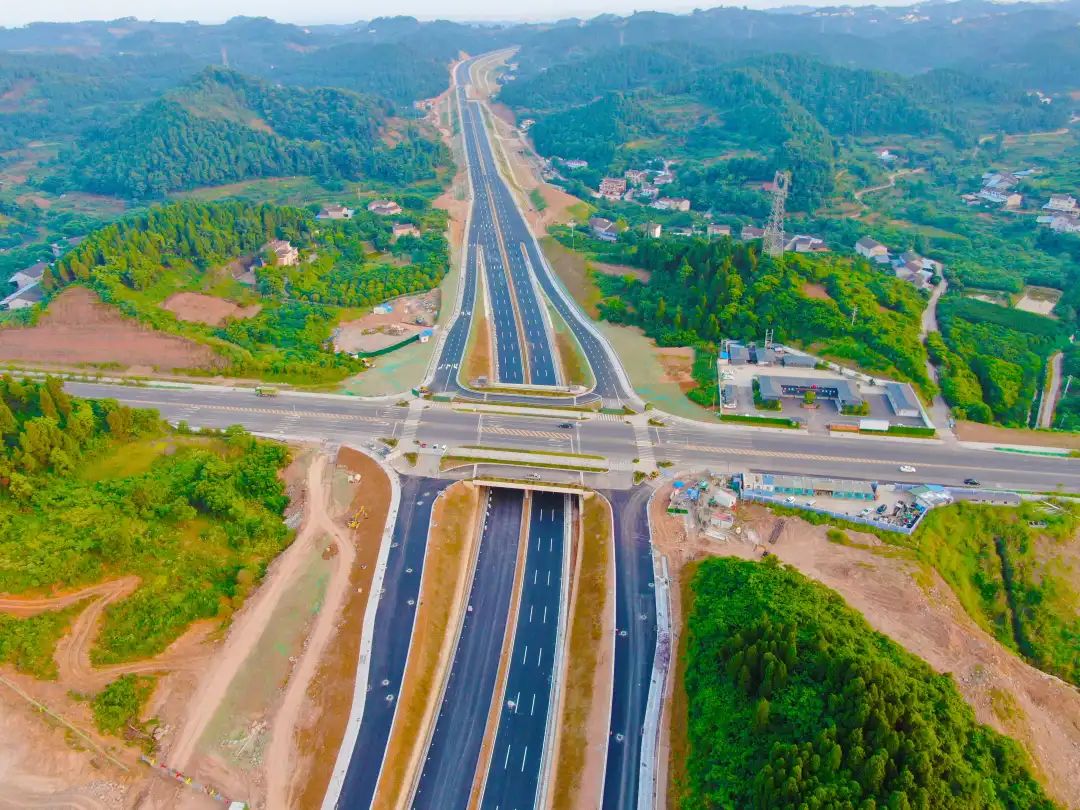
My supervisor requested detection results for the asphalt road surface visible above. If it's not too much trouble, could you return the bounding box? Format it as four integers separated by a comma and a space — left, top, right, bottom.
335, 476, 448, 810
480, 491, 568, 810
602, 487, 658, 810
412, 487, 525, 810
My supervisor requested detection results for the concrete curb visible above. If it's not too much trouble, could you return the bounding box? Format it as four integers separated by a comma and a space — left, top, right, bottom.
638, 486, 672, 810
319, 448, 403, 810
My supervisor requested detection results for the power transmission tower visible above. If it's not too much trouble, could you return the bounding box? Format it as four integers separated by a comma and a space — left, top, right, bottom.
763, 170, 790, 258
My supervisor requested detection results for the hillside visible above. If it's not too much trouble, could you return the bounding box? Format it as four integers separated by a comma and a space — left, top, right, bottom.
680, 556, 1054, 809
67, 67, 445, 199
504, 49, 1065, 211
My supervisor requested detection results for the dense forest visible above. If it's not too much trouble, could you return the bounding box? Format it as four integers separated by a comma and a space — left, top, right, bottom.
579, 231, 930, 392
681, 556, 1054, 809
38, 200, 448, 383
61, 67, 446, 199
0, 376, 290, 673
930, 297, 1064, 426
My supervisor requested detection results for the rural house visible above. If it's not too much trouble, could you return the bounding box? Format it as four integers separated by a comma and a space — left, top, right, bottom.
785, 234, 827, 253
1044, 194, 1078, 213
855, 236, 889, 262
265, 240, 299, 267
624, 169, 649, 186
0, 283, 44, 311
707, 223, 732, 238
392, 222, 421, 240
599, 177, 628, 199
317, 204, 355, 220
740, 225, 766, 241
643, 222, 662, 238
9, 261, 48, 291
589, 217, 618, 242
367, 199, 403, 216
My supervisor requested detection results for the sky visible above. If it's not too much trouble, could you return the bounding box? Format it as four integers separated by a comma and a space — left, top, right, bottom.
0, 0, 928, 27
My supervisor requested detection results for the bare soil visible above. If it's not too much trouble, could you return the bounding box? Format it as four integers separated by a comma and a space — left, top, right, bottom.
652, 484, 1080, 807
0, 287, 223, 372
333, 290, 439, 354
801, 282, 832, 301
655, 347, 696, 393
956, 420, 1080, 450
161, 293, 261, 327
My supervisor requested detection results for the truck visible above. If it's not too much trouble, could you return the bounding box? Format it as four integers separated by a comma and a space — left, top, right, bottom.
254, 386, 279, 397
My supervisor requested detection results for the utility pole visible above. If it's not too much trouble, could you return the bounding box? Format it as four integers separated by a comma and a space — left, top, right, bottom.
763, 170, 790, 258
764, 328, 774, 350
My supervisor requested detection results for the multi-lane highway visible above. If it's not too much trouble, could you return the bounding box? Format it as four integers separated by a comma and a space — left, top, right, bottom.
413, 488, 524, 810
480, 491, 567, 810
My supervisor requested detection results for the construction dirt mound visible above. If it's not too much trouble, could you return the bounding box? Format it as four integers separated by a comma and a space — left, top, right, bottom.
0, 286, 223, 371
162, 292, 261, 327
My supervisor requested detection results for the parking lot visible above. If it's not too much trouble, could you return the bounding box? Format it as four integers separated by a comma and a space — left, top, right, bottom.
718, 364, 929, 433
757, 483, 929, 531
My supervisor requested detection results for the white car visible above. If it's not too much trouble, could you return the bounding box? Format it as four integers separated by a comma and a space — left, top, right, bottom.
899, 465, 917, 473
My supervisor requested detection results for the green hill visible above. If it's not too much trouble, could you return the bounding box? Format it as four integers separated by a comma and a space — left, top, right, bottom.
70, 67, 445, 199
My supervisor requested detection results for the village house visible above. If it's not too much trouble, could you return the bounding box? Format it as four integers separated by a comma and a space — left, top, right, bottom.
589, 217, 618, 242
265, 240, 299, 267
978, 188, 1023, 208
1047, 214, 1080, 234
599, 177, 628, 199
875, 148, 897, 163
653, 171, 675, 185
317, 204, 355, 220
9, 261, 48, 291
706, 223, 732, 238
855, 236, 890, 263
624, 169, 649, 186
785, 234, 828, 253
653, 197, 690, 212
392, 222, 421, 240
635, 184, 660, 201
1044, 194, 1078, 213
668, 226, 695, 238
0, 283, 44, 311
643, 222, 662, 239
367, 199, 402, 216
741, 225, 766, 241
982, 171, 1019, 191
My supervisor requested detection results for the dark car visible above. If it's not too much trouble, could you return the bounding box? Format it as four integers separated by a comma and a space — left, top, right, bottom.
964, 478, 981, 486
558, 422, 575, 428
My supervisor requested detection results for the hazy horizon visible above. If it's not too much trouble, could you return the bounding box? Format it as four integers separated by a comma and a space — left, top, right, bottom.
0, 0, 984, 29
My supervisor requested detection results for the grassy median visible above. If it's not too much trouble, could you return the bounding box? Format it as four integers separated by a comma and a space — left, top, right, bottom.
552, 494, 612, 810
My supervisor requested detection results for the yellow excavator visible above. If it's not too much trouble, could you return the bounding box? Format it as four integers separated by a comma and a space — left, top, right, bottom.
347, 506, 369, 528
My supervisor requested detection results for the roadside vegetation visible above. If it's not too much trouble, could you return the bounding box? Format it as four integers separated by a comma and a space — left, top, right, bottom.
911, 500, 1079, 686
0, 375, 292, 667
91, 674, 157, 747
678, 556, 1054, 809
24, 199, 449, 384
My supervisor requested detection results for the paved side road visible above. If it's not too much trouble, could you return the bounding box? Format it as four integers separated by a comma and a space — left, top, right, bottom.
480, 491, 567, 810
334, 477, 448, 810
601, 486, 658, 810
412, 488, 525, 810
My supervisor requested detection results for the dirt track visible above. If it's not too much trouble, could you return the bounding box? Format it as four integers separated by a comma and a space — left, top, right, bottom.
0, 576, 139, 618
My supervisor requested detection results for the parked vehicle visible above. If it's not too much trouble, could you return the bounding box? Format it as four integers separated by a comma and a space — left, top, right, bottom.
899, 465, 916, 473
558, 422, 574, 428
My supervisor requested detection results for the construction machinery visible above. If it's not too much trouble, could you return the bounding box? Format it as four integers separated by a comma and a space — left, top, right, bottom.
348, 506, 369, 528
254, 386, 279, 397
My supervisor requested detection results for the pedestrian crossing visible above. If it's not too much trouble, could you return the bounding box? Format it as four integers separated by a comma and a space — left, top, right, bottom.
485, 426, 568, 441
593, 413, 626, 422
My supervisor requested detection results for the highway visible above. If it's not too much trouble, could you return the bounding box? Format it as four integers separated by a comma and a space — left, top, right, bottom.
335, 477, 447, 810
412, 488, 524, 810
63, 383, 1080, 495
602, 487, 658, 810
480, 492, 567, 810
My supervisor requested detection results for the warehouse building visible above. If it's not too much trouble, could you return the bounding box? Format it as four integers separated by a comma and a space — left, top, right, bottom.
743, 472, 876, 500
885, 381, 921, 418
756, 375, 864, 409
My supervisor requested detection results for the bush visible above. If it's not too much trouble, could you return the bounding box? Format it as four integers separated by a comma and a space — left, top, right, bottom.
92, 674, 156, 741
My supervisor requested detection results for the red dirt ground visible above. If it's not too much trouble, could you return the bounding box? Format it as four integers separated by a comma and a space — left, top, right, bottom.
0, 287, 223, 371
162, 292, 261, 327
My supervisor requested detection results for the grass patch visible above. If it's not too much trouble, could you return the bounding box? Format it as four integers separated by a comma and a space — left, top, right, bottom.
404, 451, 418, 467
0, 603, 86, 679
552, 495, 611, 809
92, 674, 157, 749
549, 304, 595, 389
459, 444, 604, 460
719, 414, 799, 428
441, 455, 607, 473
541, 236, 603, 319
530, 188, 548, 212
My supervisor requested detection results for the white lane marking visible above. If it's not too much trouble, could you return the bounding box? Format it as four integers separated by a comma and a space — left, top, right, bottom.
520, 746, 528, 772
528, 605, 534, 623
503, 745, 511, 769
537, 647, 543, 667
522, 644, 528, 664
542, 605, 548, 624
530, 693, 536, 716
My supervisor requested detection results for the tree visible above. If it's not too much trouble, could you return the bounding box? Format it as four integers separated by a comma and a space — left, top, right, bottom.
803, 390, 817, 406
